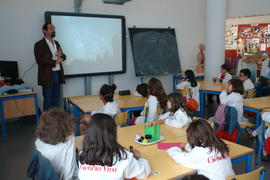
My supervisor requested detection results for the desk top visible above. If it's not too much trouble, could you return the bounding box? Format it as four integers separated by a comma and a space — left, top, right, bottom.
199, 81, 227, 92
244, 96, 270, 110
263, 108, 270, 112
68, 94, 146, 113
0, 91, 37, 98
136, 136, 254, 180
75, 129, 254, 180
75, 124, 188, 150
176, 73, 204, 78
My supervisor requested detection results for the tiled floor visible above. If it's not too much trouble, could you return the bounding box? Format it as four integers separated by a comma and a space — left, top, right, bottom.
0, 104, 269, 180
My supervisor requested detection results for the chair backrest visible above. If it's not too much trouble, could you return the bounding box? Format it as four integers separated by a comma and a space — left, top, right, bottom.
226, 167, 265, 180
114, 112, 128, 125
143, 105, 163, 123
179, 88, 189, 97
244, 89, 255, 99
193, 116, 214, 128
179, 87, 193, 98
63, 97, 71, 115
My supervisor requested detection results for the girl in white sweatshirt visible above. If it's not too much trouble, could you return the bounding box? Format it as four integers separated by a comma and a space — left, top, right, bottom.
219, 78, 248, 125
176, 69, 200, 110
81, 84, 120, 134
78, 113, 151, 180
154, 93, 191, 128
167, 119, 235, 180
35, 108, 78, 180
92, 83, 119, 116
135, 77, 167, 124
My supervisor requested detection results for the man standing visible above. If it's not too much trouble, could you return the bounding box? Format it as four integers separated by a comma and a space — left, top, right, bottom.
34, 23, 66, 111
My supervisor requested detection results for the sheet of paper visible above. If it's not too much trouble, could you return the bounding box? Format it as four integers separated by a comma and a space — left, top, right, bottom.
261, 43, 266, 51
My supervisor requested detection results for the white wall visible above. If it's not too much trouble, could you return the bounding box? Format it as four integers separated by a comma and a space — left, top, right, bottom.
227, 14, 270, 25
0, 0, 206, 108
227, 0, 270, 18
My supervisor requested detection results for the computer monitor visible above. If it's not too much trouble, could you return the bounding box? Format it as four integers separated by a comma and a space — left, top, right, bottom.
0, 61, 19, 79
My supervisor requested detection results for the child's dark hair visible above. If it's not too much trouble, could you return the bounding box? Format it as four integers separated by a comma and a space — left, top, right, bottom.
240, 69, 251, 78
167, 93, 188, 115
136, 83, 148, 97
183, 174, 209, 180
221, 64, 231, 72
228, 79, 244, 94
99, 84, 117, 102
187, 119, 229, 158
148, 77, 167, 109
185, 69, 198, 87
79, 113, 127, 166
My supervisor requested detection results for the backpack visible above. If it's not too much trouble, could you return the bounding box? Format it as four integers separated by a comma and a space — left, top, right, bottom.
214, 104, 227, 127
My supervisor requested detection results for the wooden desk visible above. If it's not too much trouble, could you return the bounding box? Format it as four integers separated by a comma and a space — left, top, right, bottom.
199, 81, 227, 117
75, 127, 254, 179
0, 91, 39, 142
244, 96, 270, 111
243, 96, 270, 128
136, 136, 253, 179
68, 94, 146, 118
199, 81, 227, 92
75, 124, 188, 150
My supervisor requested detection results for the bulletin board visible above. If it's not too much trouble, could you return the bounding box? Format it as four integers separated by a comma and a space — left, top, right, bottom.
225, 23, 270, 58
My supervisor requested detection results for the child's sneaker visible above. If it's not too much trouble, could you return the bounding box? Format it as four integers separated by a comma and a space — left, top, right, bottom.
245, 127, 256, 139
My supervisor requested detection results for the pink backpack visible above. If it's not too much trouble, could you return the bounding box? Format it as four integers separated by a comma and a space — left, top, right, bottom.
214, 104, 227, 126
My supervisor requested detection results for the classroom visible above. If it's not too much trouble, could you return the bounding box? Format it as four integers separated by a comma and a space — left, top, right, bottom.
0, 0, 270, 179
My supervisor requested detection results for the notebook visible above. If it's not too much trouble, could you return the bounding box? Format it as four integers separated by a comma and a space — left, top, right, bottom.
157, 142, 185, 150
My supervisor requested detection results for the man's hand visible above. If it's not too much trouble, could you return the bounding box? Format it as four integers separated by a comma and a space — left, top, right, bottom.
56, 49, 63, 57
56, 57, 64, 64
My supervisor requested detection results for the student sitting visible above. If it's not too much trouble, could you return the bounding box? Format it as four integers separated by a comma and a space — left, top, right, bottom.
78, 113, 151, 180
134, 77, 167, 124
154, 93, 191, 128
132, 83, 148, 117
80, 84, 119, 134
35, 108, 78, 180
239, 68, 254, 91
213, 64, 232, 83
176, 69, 200, 109
167, 119, 235, 180
255, 60, 270, 97
219, 79, 248, 125
133, 83, 148, 97
92, 83, 119, 116
247, 112, 270, 161
208, 64, 232, 104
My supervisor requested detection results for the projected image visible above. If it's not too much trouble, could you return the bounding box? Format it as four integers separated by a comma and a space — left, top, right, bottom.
51, 15, 123, 76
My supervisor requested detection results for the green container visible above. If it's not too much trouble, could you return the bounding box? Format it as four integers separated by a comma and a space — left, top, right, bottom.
144, 125, 160, 142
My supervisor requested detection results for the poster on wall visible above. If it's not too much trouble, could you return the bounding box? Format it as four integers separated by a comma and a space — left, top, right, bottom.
225, 24, 238, 50
261, 44, 266, 51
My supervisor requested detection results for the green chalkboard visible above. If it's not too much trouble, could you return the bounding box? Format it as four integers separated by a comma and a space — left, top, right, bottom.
129, 28, 181, 77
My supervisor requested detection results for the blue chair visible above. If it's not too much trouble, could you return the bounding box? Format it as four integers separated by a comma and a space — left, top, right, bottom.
226, 166, 265, 180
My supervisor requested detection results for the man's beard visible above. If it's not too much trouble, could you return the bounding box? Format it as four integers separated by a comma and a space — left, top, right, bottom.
51, 32, 56, 38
